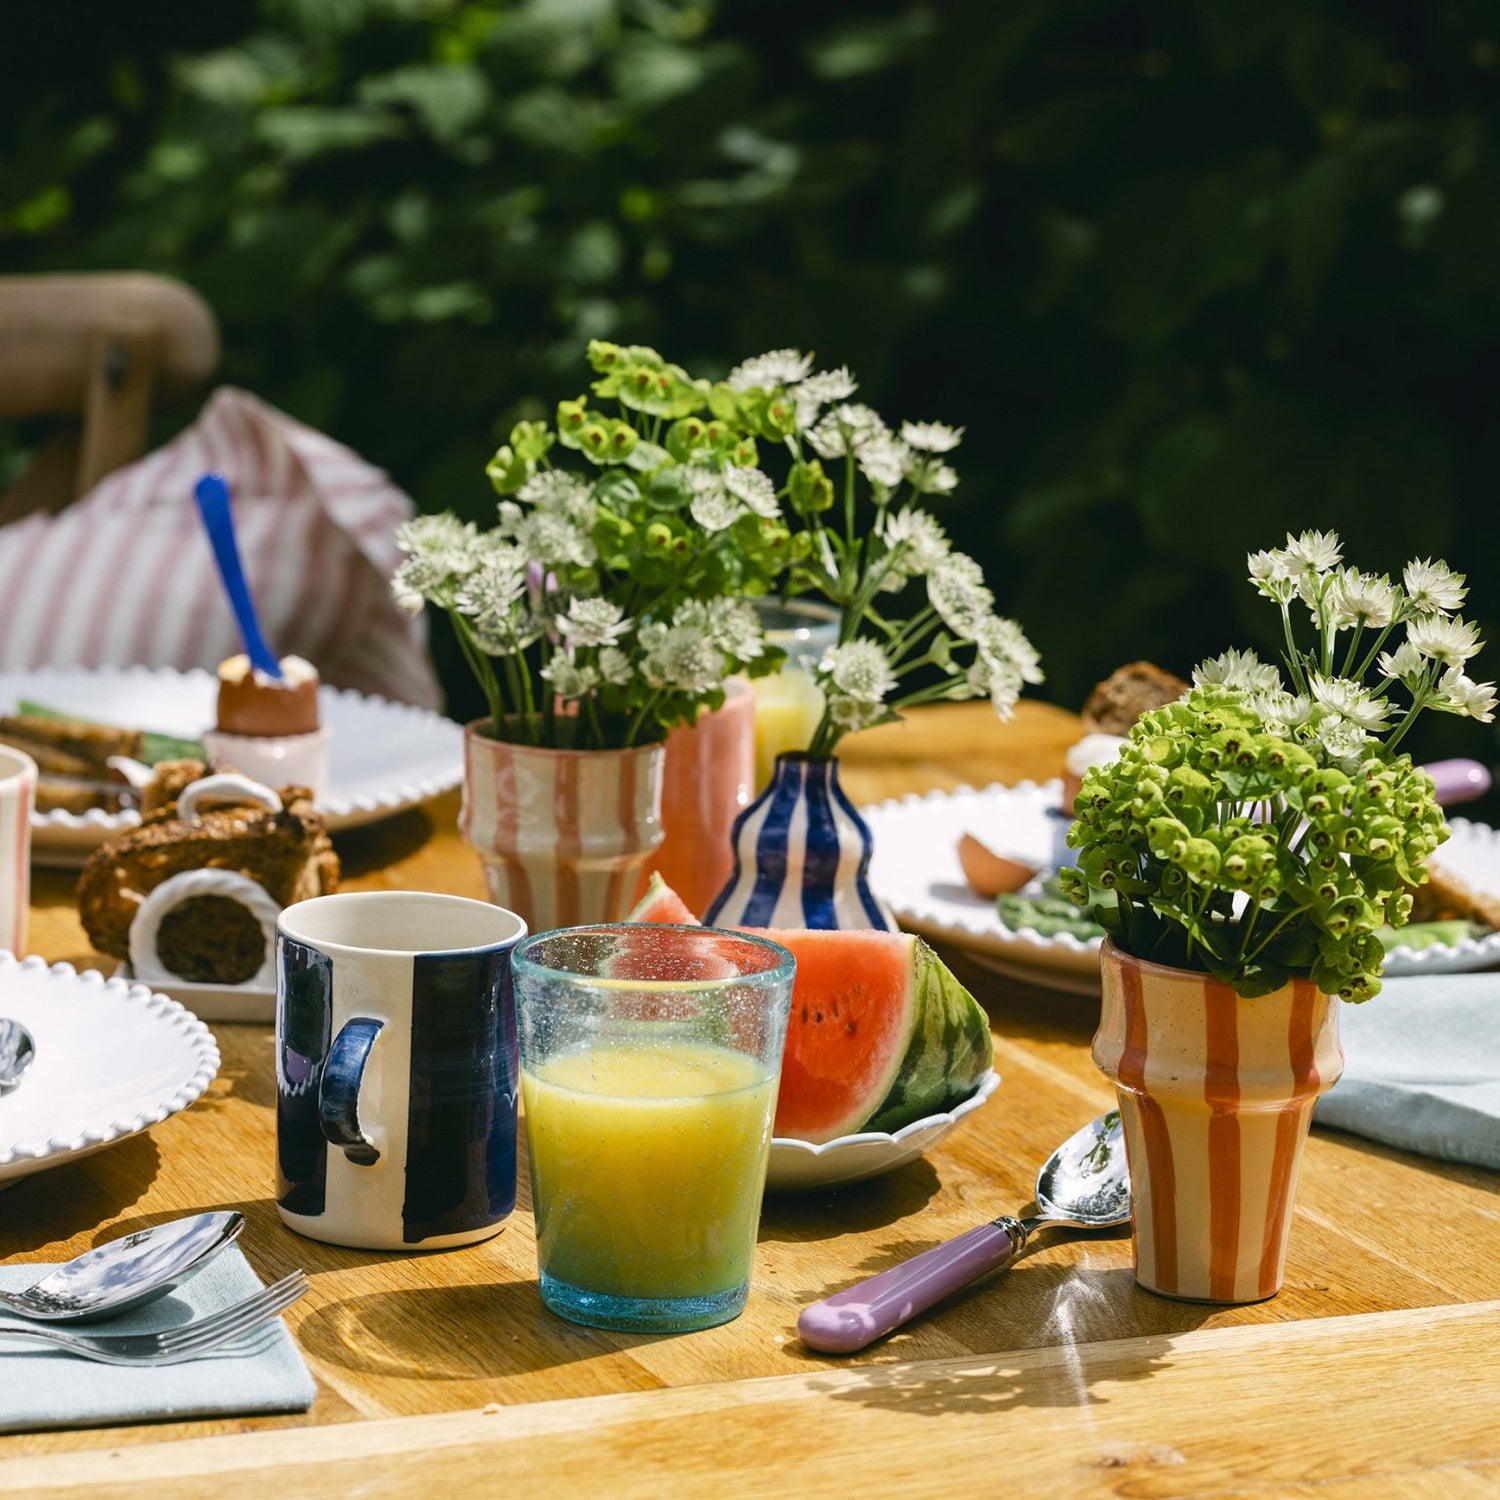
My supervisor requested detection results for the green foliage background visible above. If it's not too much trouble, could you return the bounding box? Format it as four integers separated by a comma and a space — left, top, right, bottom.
3, 0, 1497, 776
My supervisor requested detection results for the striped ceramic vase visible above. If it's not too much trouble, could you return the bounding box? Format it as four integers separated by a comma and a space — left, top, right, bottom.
704, 753, 896, 930
460, 725, 665, 934
1093, 941, 1344, 1304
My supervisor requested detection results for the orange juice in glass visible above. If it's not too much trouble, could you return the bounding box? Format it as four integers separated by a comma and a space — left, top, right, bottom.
512, 925, 795, 1332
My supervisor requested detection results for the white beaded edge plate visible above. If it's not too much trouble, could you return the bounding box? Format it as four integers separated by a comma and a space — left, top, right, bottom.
0, 665, 464, 865
863, 781, 1500, 990
767, 1069, 1001, 1193
0, 952, 220, 1185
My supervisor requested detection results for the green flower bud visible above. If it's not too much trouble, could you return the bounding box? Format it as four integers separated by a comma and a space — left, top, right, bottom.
588, 340, 623, 372
1180, 837, 1221, 882
485, 444, 530, 495
1165, 765, 1215, 809
1147, 816, 1190, 862
645, 521, 672, 550
789, 459, 835, 516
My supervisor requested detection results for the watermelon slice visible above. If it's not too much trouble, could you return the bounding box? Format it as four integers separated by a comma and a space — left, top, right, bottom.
622, 884, 991, 1144
627, 874, 701, 925
766, 930, 992, 1144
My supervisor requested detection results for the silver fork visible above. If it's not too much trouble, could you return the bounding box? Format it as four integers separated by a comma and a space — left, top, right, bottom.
0, 1270, 307, 1366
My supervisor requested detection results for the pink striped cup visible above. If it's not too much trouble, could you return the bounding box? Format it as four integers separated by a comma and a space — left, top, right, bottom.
0, 745, 36, 957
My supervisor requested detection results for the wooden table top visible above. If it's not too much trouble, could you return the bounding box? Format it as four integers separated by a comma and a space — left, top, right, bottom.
3, 700, 1498, 1500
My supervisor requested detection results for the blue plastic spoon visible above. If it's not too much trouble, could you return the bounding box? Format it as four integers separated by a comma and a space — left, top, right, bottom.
193, 472, 282, 680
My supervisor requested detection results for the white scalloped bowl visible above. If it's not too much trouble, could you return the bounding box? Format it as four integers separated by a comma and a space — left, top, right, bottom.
0, 665, 464, 865
766, 1069, 1001, 1193
0, 952, 220, 1185
863, 783, 1500, 986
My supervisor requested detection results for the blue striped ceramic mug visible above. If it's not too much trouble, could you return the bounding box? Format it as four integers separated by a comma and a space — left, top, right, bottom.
275, 891, 527, 1251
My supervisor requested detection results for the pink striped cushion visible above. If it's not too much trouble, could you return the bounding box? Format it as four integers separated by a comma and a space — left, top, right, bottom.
0, 387, 441, 710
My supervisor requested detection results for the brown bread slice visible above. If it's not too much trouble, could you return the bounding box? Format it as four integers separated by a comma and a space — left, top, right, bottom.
1081, 661, 1189, 736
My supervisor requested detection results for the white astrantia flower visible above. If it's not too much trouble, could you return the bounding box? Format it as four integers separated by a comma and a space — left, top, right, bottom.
857, 433, 910, 492
1282, 529, 1343, 575
509, 510, 593, 569
1248, 548, 1298, 604
878, 507, 951, 575
541, 651, 599, 700
900, 420, 965, 454
1377, 640, 1426, 683
820, 640, 896, 703
908, 461, 959, 497
557, 597, 628, 648
1327, 568, 1397, 629
928, 553, 995, 635
794, 367, 858, 426
972, 614, 1045, 686
1193, 647, 1282, 694
1403, 557, 1467, 615
518, 470, 589, 511
726, 348, 813, 392
966, 655, 1022, 720
1309, 674, 1392, 731
1245, 688, 1312, 735
1432, 667, 1498, 723
805, 403, 890, 461
395, 513, 478, 559
1315, 715, 1371, 764
596, 646, 632, 687
689, 487, 744, 532
723, 465, 779, 518
642, 626, 727, 695
1406, 613, 1483, 667
825, 695, 889, 733
674, 598, 764, 662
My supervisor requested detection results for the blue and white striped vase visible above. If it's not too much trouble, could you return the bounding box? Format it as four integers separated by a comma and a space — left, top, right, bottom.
704, 753, 897, 930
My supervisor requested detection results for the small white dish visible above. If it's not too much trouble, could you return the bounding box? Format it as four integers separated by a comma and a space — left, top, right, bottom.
863, 783, 1500, 991
0, 953, 220, 1186
767, 1069, 1001, 1193
0, 666, 464, 866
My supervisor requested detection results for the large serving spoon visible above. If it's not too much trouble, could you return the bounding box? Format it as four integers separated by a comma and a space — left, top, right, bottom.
0, 1211, 245, 1323
193, 472, 283, 680
0, 1020, 35, 1096
798, 1112, 1130, 1354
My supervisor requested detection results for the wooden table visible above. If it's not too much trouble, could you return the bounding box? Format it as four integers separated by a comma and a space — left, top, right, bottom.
3, 701, 1498, 1499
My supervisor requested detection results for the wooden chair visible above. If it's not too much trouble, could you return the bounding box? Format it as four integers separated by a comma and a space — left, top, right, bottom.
0, 273, 220, 527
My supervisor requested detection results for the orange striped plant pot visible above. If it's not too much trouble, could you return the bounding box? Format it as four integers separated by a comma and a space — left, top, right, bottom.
460, 724, 665, 935
1092, 940, 1344, 1304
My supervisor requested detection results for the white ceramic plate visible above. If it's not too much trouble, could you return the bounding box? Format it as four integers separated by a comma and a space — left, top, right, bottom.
114, 964, 273, 1024
0, 953, 220, 1186
864, 783, 1500, 990
0, 666, 464, 866
766, 1069, 1000, 1193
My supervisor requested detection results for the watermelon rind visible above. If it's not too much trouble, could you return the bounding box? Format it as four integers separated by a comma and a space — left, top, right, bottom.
626, 874, 701, 925
860, 938, 993, 1136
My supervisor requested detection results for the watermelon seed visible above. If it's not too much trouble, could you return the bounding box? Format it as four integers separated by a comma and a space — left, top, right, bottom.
814, 1011, 823, 1023
846, 1021, 856, 1034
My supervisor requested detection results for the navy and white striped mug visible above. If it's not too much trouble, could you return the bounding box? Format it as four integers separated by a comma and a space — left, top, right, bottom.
275, 891, 527, 1250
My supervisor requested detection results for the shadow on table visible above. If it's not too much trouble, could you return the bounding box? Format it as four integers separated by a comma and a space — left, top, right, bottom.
332, 804, 438, 880
298, 1282, 602, 1381
0, 1133, 161, 1254
760, 1158, 942, 1243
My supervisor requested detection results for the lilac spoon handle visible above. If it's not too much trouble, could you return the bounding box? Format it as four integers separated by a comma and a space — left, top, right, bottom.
1424, 759, 1492, 807
798, 1217, 1029, 1354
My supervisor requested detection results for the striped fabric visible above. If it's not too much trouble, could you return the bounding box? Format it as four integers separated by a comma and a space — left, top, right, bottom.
0, 387, 441, 710
1094, 945, 1344, 1303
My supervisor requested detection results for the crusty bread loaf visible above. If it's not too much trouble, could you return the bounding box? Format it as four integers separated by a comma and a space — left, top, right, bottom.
76, 781, 338, 981
1081, 661, 1189, 736
1408, 859, 1500, 931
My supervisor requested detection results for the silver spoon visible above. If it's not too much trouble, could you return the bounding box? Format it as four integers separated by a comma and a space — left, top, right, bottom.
0, 1211, 246, 1323
798, 1111, 1130, 1354
0, 1020, 35, 1096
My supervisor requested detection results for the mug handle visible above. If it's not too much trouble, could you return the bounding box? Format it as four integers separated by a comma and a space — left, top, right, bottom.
319, 1018, 385, 1166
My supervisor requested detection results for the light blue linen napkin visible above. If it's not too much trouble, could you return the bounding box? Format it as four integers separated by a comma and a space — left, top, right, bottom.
0, 1245, 316, 1433
1314, 972, 1500, 1171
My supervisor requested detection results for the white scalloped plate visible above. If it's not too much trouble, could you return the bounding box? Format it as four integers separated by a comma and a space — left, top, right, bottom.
0, 666, 464, 866
766, 1069, 1001, 1193
0, 952, 220, 1186
863, 783, 1500, 991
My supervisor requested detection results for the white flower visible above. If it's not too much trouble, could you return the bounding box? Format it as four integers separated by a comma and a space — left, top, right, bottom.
1406, 614, 1483, 667
1432, 667, 1497, 723
723, 466, 780, 519
395, 513, 477, 560
794, 367, 858, 425
541, 650, 598, 700
726, 348, 813, 391
1316, 716, 1371, 764
1282, 529, 1343, 575
908, 460, 959, 496
509, 510, 594, 569
1309, 674, 1392, 731
517, 470, 590, 513
1377, 640, 1425, 683
556, 597, 628, 649
642, 627, 727, 695
689, 487, 745, 532
966, 655, 1022, 720
1403, 557, 1467, 615
1327, 568, 1397, 629
826, 696, 890, 733
878, 507, 951, 575
805, 403, 890, 461
1245, 689, 1312, 734
972, 614, 1044, 686
1192, 648, 1282, 693
1247, 548, 1298, 604
900, 420, 964, 454
819, 640, 896, 703
675, 598, 764, 662
857, 434, 911, 492
597, 646, 632, 687
927, 553, 994, 635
